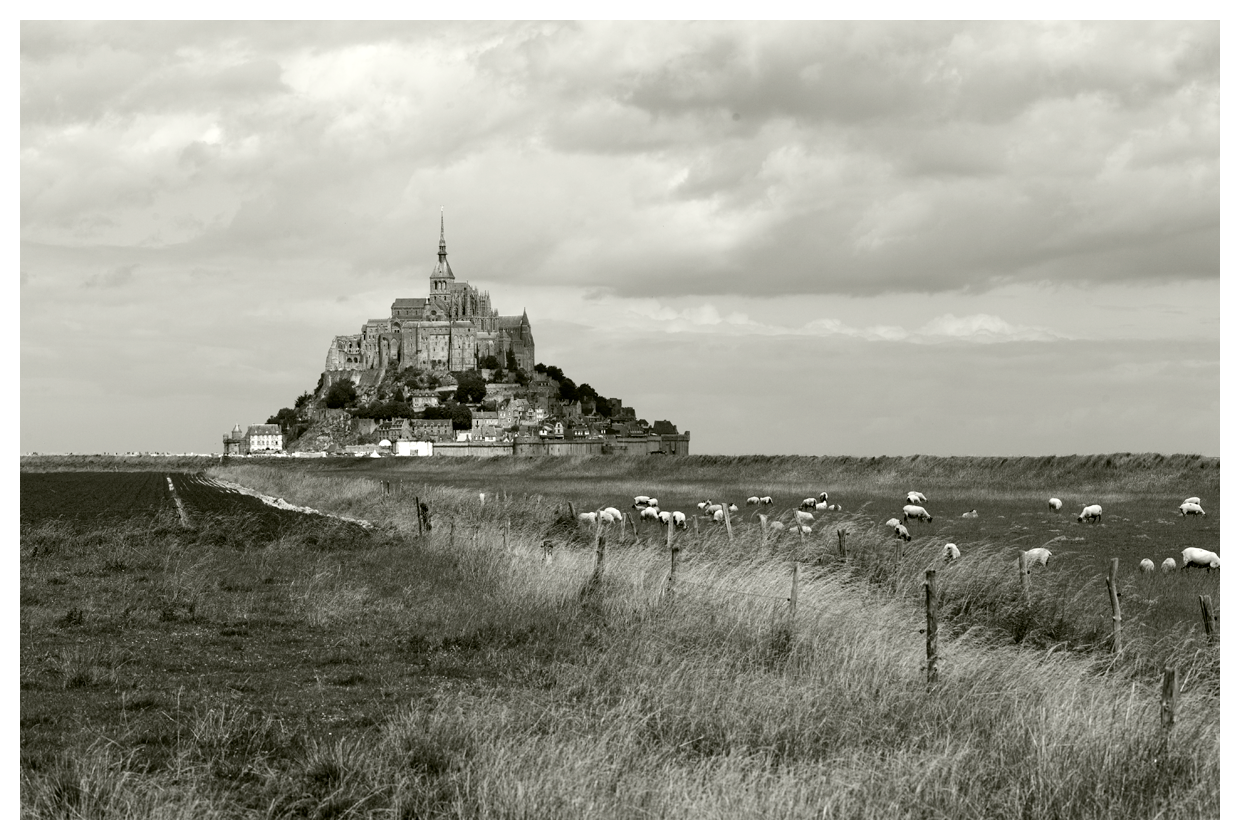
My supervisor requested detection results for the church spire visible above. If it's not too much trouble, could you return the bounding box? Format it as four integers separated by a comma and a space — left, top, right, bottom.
430, 206, 454, 285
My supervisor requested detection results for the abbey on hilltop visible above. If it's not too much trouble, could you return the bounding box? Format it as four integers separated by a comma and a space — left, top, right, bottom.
324, 214, 535, 374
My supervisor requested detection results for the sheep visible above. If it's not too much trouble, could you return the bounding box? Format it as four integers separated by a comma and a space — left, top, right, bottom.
902, 504, 933, 523
795, 510, 814, 525
657, 510, 673, 525
759, 496, 774, 505
1139, 558, 1156, 574
640, 506, 661, 522
941, 543, 961, 562
599, 510, 618, 525
1077, 504, 1103, 524
1180, 547, 1220, 573
633, 495, 651, 508
647, 498, 659, 509
814, 499, 830, 512
907, 491, 927, 505
602, 506, 623, 523
1179, 502, 1206, 517
1182, 496, 1201, 506
817, 492, 830, 502
797, 523, 813, 535
1020, 548, 1051, 568
578, 511, 598, 526
827, 504, 842, 511
1048, 497, 1063, 512
1161, 557, 1177, 573
746, 496, 761, 506
893, 523, 911, 542
961, 509, 979, 519
769, 521, 786, 532
696, 500, 710, 510
885, 518, 902, 529
728, 503, 739, 513
799, 497, 817, 510
672, 511, 687, 529
712, 508, 726, 523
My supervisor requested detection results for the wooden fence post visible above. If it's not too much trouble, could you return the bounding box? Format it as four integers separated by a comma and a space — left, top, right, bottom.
666, 517, 674, 548
415, 495, 424, 537
1199, 595, 1216, 640
450, 520, 455, 547
568, 501, 575, 519
1161, 665, 1179, 729
721, 503, 734, 541
837, 528, 847, 559
542, 539, 553, 564
1019, 551, 1030, 602
592, 536, 606, 586
666, 546, 679, 603
1106, 557, 1122, 655
925, 569, 939, 688
789, 563, 799, 620
504, 517, 510, 550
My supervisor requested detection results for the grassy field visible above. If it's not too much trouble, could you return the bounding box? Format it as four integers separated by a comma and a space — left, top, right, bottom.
19, 454, 1220, 818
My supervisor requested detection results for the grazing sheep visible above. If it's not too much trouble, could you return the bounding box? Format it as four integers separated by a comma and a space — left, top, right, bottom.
647, 498, 659, 509
885, 518, 902, 529
827, 504, 842, 511
769, 521, 786, 532
633, 495, 652, 508
1161, 558, 1178, 573
602, 506, 623, 523
1048, 497, 1063, 512
797, 523, 813, 535
697, 500, 710, 510
902, 504, 933, 523
1180, 547, 1220, 573
795, 510, 815, 525
1179, 502, 1206, 517
712, 508, 726, 523
893, 523, 911, 542
941, 543, 961, 562
961, 509, 979, 519
759, 496, 774, 505
799, 497, 817, 511
578, 512, 599, 526
814, 500, 830, 512
640, 506, 661, 522
657, 510, 673, 525
1020, 548, 1052, 568
728, 503, 739, 513
1139, 558, 1156, 574
1182, 496, 1201, 506
1077, 504, 1103, 523
599, 510, 618, 525
704, 503, 723, 516
907, 491, 928, 505
746, 496, 761, 506
672, 511, 687, 529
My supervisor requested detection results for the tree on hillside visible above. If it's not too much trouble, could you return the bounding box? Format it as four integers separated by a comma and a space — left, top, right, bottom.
534, 363, 547, 374
293, 391, 313, 411
506, 348, 518, 371
513, 367, 530, 386
479, 354, 501, 371
557, 376, 578, 402
323, 379, 358, 409
454, 370, 487, 404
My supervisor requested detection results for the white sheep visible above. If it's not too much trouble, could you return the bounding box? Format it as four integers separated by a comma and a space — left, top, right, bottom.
728, 503, 738, 513
672, 511, 687, 529
769, 521, 786, 532
1139, 558, 1156, 574
827, 504, 841, 511
799, 497, 817, 510
1179, 502, 1206, 517
907, 491, 927, 505
602, 506, 623, 522
633, 495, 651, 508
746, 496, 760, 506
1077, 504, 1102, 523
647, 498, 660, 508
795, 510, 815, 525
599, 510, 618, 525
1020, 548, 1051, 568
893, 523, 911, 541
941, 543, 961, 562
578, 511, 598, 526
657, 510, 673, 525
1182, 496, 1201, 506
640, 506, 661, 522
1180, 547, 1220, 573
961, 509, 979, 519
712, 508, 726, 523
814, 499, 830, 512
797, 523, 813, 535
817, 492, 829, 502
885, 517, 902, 529
704, 503, 723, 516
759, 496, 774, 505
1048, 497, 1063, 512
902, 504, 933, 523
1161, 557, 1177, 573
697, 500, 710, 510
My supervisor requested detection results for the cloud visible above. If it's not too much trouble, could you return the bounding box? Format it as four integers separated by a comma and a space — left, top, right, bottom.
83, 263, 139, 289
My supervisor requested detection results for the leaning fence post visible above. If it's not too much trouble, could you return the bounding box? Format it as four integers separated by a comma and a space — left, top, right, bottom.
1199, 595, 1216, 640
789, 563, 799, 620
925, 569, 939, 688
1018, 551, 1030, 602
721, 503, 734, 541
1106, 557, 1122, 655
416, 495, 424, 537
592, 535, 607, 586
1161, 665, 1179, 729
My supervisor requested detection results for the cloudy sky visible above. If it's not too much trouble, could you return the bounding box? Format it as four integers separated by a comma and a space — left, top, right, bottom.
19, 20, 1220, 456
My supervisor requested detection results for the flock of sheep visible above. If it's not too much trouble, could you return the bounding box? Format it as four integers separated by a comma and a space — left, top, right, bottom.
574, 488, 1219, 575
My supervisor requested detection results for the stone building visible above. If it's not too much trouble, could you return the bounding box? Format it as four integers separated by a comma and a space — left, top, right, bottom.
325, 214, 535, 375
222, 423, 284, 455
